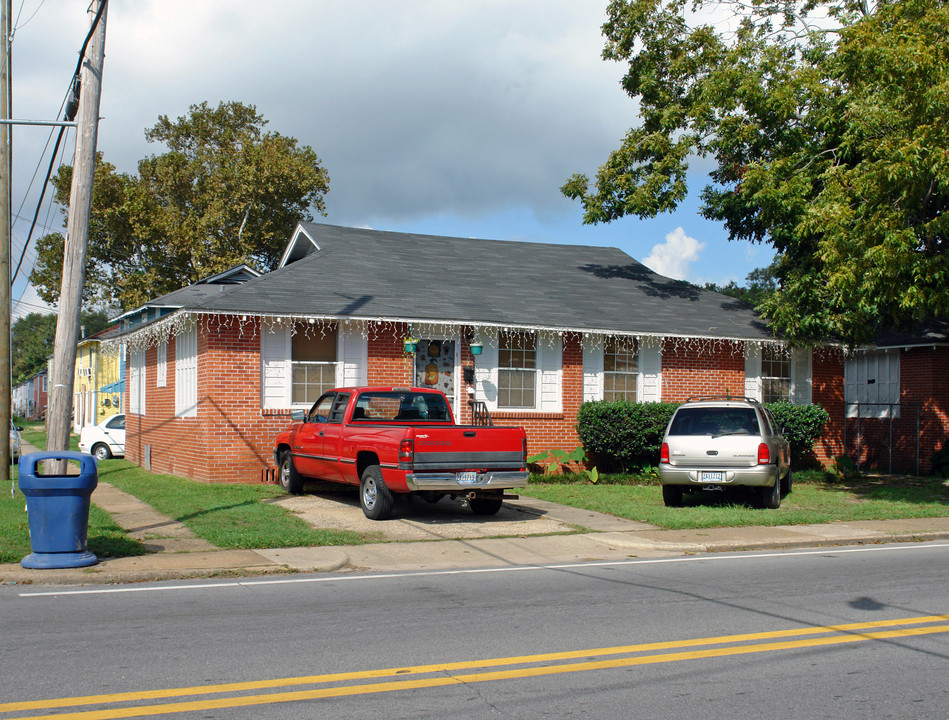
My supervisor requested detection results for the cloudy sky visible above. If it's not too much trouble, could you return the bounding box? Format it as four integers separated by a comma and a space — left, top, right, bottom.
10, 0, 770, 317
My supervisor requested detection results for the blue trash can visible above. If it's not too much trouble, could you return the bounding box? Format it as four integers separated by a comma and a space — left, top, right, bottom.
18, 451, 98, 569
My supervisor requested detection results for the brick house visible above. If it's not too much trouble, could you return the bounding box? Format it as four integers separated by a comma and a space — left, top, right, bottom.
114, 222, 847, 483
841, 321, 948, 475
13, 368, 48, 420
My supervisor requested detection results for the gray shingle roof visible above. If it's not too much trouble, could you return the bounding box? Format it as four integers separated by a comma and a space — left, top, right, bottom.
189, 223, 772, 341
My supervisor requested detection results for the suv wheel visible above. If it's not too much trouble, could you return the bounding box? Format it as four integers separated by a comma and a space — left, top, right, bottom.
755, 477, 781, 509
662, 485, 683, 507
780, 467, 793, 496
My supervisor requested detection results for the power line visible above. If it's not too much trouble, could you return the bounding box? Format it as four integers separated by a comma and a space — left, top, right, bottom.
10, 0, 106, 285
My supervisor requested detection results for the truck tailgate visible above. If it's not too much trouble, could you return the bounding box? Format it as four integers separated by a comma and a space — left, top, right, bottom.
412, 427, 525, 470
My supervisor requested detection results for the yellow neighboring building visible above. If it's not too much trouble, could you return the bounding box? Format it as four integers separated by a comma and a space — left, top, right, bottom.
74, 325, 124, 433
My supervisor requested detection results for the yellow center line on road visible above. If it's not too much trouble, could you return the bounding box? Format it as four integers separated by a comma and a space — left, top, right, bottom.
4, 615, 948, 720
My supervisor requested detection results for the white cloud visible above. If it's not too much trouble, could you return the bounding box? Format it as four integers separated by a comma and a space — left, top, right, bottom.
642, 227, 706, 281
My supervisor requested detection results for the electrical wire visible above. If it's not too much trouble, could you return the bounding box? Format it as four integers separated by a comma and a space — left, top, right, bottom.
11, 123, 68, 283
10, 0, 108, 285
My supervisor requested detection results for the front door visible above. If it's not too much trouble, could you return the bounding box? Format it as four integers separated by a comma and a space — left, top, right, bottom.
415, 339, 456, 409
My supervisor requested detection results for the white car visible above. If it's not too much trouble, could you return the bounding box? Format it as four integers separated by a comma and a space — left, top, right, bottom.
10, 421, 21, 462
79, 413, 126, 460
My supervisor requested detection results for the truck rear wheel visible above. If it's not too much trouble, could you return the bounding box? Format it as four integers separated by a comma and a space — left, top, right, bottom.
360, 465, 394, 520
279, 452, 304, 495
469, 495, 503, 516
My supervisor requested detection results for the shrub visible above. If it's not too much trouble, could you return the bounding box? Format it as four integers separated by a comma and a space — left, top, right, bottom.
576, 401, 679, 472
932, 444, 949, 478
765, 402, 830, 453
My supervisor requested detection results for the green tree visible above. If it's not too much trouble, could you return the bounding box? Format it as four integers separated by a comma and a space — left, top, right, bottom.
12, 311, 111, 385
563, 0, 948, 345
704, 262, 779, 309
31, 101, 330, 310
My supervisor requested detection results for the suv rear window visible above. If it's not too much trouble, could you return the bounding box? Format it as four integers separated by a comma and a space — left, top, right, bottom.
668, 407, 760, 436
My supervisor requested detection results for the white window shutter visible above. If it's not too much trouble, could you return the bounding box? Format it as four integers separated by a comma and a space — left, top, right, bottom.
129, 347, 145, 415
639, 344, 662, 403
790, 348, 813, 404
745, 344, 762, 400
582, 335, 604, 402
538, 332, 562, 412
175, 327, 198, 417
339, 324, 368, 387
260, 323, 291, 409
474, 330, 498, 411
156, 340, 167, 387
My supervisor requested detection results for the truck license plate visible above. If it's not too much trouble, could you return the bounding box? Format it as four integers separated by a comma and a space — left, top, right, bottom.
457, 472, 479, 485
700, 471, 724, 482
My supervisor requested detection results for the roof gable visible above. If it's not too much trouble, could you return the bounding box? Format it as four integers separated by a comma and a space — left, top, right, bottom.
279, 225, 320, 267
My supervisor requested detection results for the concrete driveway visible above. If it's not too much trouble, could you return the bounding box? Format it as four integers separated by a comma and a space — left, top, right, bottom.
270, 482, 579, 541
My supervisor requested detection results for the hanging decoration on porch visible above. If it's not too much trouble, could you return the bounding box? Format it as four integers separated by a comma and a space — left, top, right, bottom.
104, 306, 844, 361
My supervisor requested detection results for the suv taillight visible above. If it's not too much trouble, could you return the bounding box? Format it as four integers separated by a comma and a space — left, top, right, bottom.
399, 439, 414, 464
660, 442, 670, 464
757, 442, 771, 465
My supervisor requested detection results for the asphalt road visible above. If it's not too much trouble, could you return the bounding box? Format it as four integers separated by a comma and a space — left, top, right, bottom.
2, 542, 947, 719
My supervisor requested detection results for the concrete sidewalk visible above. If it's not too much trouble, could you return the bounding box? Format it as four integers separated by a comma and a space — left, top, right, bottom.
4, 442, 949, 585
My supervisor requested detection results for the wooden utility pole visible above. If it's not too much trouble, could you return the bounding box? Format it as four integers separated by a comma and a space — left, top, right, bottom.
0, 0, 12, 481
47, 1, 107, 455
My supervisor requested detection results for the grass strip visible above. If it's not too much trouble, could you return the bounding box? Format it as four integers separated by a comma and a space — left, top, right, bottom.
94, 459, 366, 549
522, 474, 949, 530
0, 485, 148, 564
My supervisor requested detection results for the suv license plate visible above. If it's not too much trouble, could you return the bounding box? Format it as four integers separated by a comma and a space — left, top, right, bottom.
457, 472, 479, 485
700, 471, 724, 482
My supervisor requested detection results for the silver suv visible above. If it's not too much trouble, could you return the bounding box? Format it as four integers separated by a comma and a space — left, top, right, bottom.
658, 397, 790, 508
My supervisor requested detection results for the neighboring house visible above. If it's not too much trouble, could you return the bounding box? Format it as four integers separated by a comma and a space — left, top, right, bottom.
112, 223, 846, 483
73, 325, 126, 433
842, 320, 948, 475
13, 369, 48, 420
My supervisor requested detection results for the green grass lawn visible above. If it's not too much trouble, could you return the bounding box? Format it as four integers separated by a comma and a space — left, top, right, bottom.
95, 459, 368, 549
2, 426, 146, 563
521, 472, 949, 530
0, 486, 148, 564
3, 426, 366, 560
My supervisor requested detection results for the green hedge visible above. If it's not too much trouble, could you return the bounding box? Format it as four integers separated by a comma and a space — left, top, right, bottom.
576, 401, 678, 472
576, 400, 829, 472
765, 402, 830, 453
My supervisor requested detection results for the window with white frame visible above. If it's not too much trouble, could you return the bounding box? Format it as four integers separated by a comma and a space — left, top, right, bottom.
604, 337, 638, 401
291, 324, 338, 405
156, 340, 167, 387
175, 328, 198, 417
498, 331, 536, 408
762, 346, 791, 403
129, 347, 145, 415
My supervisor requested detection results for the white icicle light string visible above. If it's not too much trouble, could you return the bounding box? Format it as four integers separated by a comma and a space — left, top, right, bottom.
103, 309, 843, 359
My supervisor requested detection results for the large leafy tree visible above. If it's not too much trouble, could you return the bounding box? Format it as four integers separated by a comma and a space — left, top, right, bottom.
31, 101, 330, 310
563, 0, 948, 345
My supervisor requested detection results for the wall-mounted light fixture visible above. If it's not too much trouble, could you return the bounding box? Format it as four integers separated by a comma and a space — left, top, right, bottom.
403, 325, 418, 354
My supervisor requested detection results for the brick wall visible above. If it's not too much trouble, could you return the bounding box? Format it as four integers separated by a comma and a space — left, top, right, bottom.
126, 319, 292, 484
842, 346, 948, 475
660, 339, 745, 402
124, 314, 925, 483
811, 350, 845, 467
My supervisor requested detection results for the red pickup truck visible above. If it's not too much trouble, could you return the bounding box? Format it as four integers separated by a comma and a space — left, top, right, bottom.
273, 387, 530, 520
